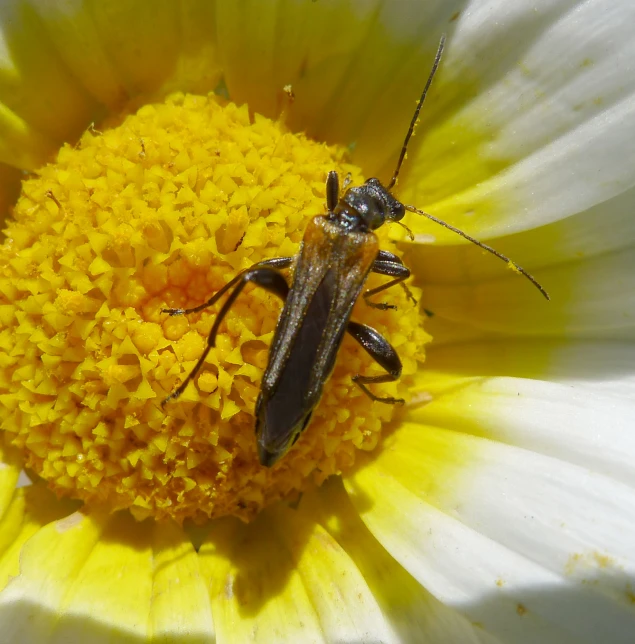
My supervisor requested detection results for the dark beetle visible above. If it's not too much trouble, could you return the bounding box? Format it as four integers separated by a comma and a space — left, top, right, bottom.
162, 35, 548, 466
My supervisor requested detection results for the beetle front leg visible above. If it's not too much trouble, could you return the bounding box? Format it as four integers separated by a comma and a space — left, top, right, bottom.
162, 256, 293, 317
162, 267, 289, 406
364, 252, 416, 310
346, 321, 404, 405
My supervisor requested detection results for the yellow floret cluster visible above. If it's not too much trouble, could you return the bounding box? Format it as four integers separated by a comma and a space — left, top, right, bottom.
0, 93, 429, 522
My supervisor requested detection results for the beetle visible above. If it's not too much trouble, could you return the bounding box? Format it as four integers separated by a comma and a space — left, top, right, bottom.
161, 35, 548, 467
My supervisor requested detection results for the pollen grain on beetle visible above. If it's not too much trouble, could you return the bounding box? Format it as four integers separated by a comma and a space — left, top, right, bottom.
0, 92, 429, 523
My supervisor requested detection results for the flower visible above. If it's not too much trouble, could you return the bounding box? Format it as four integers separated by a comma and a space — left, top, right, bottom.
1, 1, 635, 642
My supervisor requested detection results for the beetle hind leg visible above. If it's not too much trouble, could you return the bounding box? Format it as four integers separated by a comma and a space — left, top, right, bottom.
346, 320, 405, 405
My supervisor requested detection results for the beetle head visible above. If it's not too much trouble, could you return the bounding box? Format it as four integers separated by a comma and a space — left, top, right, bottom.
337, 178, 405, 230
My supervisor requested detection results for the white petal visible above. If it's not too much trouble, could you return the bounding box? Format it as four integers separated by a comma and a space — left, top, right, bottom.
215, 0, 460, 154
0, 445, 20, 521
0, 506, 215, 644
347, 421, 635, 643
0, 505, 105, 643
301, 2, 457, 152
49, 511, 153, 643
216, 0, 383, 123
30, 0, 223, 104
395, 0, 635, 239
406, 184, 635, 286
66, 1, 181, 97
147, 520, 215, 642
346, 468, 586, 643
199, 505, 396, 643
0, 161, 20, 221
29, 0, 127, 108
410, 375, 635, 489
300, 478, 488, 644
424, 340, 635, 401
418, 244, 635, 340
161, 1, 223, 95
0, 0, 97, 168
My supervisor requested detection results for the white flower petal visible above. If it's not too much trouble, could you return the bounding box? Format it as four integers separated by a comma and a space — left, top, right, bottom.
424, 340, 635, 401
303, 2, 457, 152
199, 506, 396, 643
31, 0, 223, 104
162, 1, 223, 95
0, 505, 214, 644
0, 1, 225, 169
198, 515, 325, 644
215, 0, 461, 152
73, 0, 181, 97
29, 0, 128, 109
406, 184, 635, 287
49, 511, 153, 643
300, 479, 488, 644
216, 0, 383, 123
148, 521, 215, 643
346, 470, 585, 643
0, 0, 97, 168
0, 89, 60, 171
0, 445, 20, 522
0, 161, 20, 218
418, 244, 635, 340
347, 421, 635, 643
0, 490, 24, 563
0, 510, 105, 643
396, 0, 635, 239
410, 375, 635, 489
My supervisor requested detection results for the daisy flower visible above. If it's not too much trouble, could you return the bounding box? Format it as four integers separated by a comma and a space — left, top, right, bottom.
1, 1, 635, 642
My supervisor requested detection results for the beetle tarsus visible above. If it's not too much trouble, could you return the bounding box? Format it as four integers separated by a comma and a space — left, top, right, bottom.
364, 299, 397, 311
352, 375, 405, 405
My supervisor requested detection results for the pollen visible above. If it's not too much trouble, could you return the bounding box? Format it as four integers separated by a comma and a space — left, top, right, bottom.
0, 92, 429, 522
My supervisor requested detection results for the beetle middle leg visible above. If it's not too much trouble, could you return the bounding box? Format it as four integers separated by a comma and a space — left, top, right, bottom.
162, 266, 289, 405
346, 320, 404, 405
364, 250, 416, 310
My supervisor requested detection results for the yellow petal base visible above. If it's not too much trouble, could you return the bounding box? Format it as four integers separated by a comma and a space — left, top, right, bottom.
0, 92, 428, 522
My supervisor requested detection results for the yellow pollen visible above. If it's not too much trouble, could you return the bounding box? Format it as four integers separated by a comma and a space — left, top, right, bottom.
0, 92, 429, 522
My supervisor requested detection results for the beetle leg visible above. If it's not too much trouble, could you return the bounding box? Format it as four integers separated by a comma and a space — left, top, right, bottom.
162, 267, 289, 405
364, 257, 416, 309
346, 321, 404, 405
374, 249, 404, 264
162, 256, 293, 316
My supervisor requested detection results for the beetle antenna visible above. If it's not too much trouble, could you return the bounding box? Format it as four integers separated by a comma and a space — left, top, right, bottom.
404, 204, 550, 300
387, 34, 445, 191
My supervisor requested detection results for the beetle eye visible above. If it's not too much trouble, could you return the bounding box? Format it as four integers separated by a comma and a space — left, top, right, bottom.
391, 201, 406, 221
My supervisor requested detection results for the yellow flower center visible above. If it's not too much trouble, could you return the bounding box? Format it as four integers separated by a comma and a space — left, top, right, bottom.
0, 93, 428, 522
